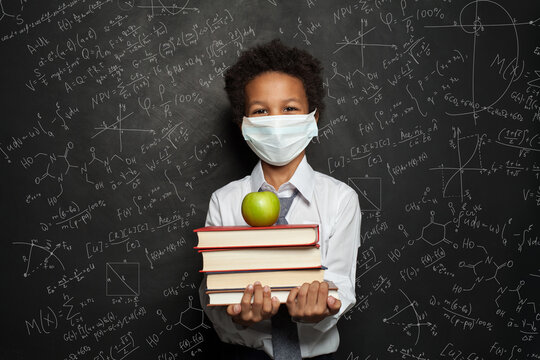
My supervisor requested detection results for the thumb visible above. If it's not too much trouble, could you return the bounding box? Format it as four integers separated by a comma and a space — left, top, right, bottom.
226, 303, 241, 316
271, 296, 281, 315
327, 296, 341, 315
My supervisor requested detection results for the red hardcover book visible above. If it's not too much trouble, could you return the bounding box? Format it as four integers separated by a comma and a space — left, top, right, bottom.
206, 268, 326, 290
199, 245, 321, 273
193, 224, 319, 249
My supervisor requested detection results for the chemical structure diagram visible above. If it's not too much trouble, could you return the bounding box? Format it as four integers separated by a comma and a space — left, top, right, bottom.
409, 211, 456, 249
146, 297, 210, 354
156, 296, 210, 333
455, 255, 514, 293
0, 0, 24, 23
179, 296, 210, 331
325, 61, 384, 106
495, 278, 538, 329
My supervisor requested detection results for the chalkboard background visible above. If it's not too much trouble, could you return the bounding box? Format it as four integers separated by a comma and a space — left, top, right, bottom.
1, 0, 539, 359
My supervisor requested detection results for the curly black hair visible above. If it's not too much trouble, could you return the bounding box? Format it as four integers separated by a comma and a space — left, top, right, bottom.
224, 39, 325, 125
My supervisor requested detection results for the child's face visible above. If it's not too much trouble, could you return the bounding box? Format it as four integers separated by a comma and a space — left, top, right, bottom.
244, 71, 318, 121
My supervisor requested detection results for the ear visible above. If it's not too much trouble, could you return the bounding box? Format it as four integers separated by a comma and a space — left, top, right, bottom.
314, 109, 319, 123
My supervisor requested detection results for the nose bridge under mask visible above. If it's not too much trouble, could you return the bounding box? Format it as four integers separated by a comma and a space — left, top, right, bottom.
243, 124, 314, 137
240, 110, 318, 166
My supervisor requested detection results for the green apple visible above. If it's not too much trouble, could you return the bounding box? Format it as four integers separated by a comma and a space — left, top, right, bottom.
241, 191, 280, 227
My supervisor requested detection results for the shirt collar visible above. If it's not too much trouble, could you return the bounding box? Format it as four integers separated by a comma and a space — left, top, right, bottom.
250, 161, 266, 193
250, 156, 315, 203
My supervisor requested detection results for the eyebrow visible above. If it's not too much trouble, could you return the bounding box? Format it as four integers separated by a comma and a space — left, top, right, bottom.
247, 98, 302, 106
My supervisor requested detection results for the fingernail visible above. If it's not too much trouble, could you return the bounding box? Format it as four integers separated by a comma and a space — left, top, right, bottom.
247, 284, 253, 291
272, 296, 279, 302
234, 304, 241, 313
264, 285, 270, 293
328, 296, 335, 305
254, 281, 261, 286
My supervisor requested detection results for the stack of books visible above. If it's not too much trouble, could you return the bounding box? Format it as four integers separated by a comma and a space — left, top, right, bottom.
194, 224, 338, 306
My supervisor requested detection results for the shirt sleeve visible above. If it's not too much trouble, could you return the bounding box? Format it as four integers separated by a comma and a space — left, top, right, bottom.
314, 189, 361, 332
199, 192, 262, 346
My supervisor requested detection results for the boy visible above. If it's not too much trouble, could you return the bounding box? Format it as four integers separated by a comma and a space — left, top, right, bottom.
199, 39, 361, 359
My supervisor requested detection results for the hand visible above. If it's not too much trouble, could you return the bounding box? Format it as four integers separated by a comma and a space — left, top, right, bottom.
226, 281, 280, 327
286, 281, 341, 323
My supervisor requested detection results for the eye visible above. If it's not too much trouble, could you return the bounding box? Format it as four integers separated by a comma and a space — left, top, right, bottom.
251, 109, 267, 115
284, 106, 299, 112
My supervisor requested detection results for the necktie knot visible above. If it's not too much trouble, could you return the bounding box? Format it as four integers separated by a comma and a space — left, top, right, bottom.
258, 187, 299, 225
277, 189, 299, 225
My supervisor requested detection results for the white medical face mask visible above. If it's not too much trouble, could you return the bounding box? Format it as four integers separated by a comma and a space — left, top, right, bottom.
241, 109, 318, 166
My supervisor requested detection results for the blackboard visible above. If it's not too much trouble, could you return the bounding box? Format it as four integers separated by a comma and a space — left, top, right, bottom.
1, 0, 539, 359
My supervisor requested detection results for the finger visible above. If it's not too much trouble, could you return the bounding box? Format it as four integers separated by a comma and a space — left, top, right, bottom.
261, 285, 272, 317
286, 287, 300, 315
251, 282, 264, 318
296, 283, 310, 315
316, 281, 329, 311
327, 296, 342, 315
226, 303, 241, 317
306, 281, 320, 308
271, 296, 281, 315
304, 281, 320, 318
240, 284, 254, 315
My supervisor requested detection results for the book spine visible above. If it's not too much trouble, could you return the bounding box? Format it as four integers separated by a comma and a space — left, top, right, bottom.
198, 244, 320, 253
200, 266, 323, 273
194, 224, 319, 232
204, 266, 325, 274
194, 241, 319, 250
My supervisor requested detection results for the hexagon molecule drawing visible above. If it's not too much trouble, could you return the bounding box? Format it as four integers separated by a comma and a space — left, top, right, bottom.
418, 211, 453, 247
179, 296, 210, 331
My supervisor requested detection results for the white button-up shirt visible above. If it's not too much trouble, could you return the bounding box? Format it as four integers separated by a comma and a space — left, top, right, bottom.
199, 156, 361, 358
